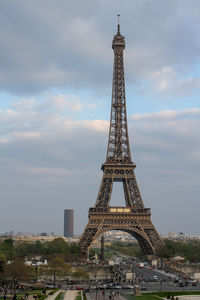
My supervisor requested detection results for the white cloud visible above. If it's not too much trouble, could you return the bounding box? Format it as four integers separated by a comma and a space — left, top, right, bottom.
27, 166, 70, 176
149, 68, 200, 96
47, 94, 83, 111
0, 94, 91, 140
131, 108, 200, 121
75, 120, 108, 132
13, 132, 41, 138
150, 67, 176, 91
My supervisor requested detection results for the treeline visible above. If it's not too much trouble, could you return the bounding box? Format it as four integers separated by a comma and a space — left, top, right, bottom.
158, 239, 200, 262
106, 241, 142, 258
0, 237, 82, 261
106, 240, 200, 262
0, 238, 88, 287
2, 237, 200, 263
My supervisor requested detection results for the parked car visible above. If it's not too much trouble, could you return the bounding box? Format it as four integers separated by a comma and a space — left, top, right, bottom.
113, 285, 122, 289
178, 281, 185, 287
153, 275, 158, 281
189, 280, 197, 286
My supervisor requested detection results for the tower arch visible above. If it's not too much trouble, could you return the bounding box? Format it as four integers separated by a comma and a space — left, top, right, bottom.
88, 227, 155, 257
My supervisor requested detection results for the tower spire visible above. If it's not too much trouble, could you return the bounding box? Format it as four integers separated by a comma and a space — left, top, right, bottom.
117, 14, 120, 34
108, 16, 129, 163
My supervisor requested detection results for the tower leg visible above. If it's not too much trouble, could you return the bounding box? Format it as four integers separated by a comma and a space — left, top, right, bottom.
78, 223, 99, 258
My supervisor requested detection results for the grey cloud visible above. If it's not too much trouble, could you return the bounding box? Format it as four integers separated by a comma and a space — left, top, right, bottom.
0, 0, 200, 236
0, 0, 200, 95
0, 105, 199, 235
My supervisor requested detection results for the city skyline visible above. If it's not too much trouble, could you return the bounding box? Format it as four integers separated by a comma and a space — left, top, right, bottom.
0, 1, 200, 236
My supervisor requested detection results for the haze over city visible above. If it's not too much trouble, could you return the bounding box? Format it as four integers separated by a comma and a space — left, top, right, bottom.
0, 0, 200, 237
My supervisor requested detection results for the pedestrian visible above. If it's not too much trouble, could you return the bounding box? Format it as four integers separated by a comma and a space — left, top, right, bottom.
12, 294, 17, 300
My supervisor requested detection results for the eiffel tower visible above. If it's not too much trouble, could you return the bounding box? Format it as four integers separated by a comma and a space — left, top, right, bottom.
79, 16, 164, 258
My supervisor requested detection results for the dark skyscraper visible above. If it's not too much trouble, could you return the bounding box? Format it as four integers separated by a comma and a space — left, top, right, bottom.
64, 209, 74, 237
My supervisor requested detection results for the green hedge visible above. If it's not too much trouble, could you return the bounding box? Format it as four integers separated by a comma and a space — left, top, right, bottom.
48, 289, 59, 296
55, 292, 64, 300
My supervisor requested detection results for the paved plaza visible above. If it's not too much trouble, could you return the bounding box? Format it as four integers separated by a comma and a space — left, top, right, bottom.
87, 292, 126, 300
179, 297, 200, 300
63, 290, 78, 300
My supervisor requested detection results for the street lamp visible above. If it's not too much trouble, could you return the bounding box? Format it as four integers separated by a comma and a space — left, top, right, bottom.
95, 262, 97, 300
160, 280, 163, 292
53, 261, 56, 288
35, 265, 38, 283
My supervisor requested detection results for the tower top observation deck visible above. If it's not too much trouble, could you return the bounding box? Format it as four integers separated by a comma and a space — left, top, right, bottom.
112, 14, 125, 49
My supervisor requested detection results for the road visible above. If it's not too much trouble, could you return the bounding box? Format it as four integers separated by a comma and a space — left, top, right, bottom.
84, 263, 200, 295
133, 264, 173, 282
123, 264, 200, 292
62, 262, 200, 295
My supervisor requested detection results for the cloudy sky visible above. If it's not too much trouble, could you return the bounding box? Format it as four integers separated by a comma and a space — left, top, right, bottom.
0, 0, 200, 237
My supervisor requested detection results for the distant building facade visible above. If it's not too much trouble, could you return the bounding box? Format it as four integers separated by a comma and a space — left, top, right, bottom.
168, 232, 177, 239
64, 209, 74, 237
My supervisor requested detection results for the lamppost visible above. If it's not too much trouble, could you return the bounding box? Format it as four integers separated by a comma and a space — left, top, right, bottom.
53, 261, 56, 288
95, 263, 97, 300
35, 265, 38, 283
160, 279, 163, 292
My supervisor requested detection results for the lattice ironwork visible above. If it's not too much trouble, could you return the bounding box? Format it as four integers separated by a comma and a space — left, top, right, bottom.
106, 24, 131, 164
78, 17, 164, 258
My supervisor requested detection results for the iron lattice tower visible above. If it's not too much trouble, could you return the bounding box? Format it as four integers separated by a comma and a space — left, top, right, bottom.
79, 17, 164, 258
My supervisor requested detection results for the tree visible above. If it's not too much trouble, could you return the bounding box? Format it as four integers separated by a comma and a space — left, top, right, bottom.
34, 240, 43, 254
157, 245, 172, 259
105, 241, 142, 258
4, 258, 29, 287
0, 253, 6, 271
15, 242, 33, 258
48, 257, 71, 286
0, 253, 6, 284
73, 267, 89, 281
69, 243, 82, 261
0, 239, 15, 259
43, 238, 69, 256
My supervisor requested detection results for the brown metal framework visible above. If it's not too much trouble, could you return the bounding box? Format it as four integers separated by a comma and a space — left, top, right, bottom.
78, 18, 164, 258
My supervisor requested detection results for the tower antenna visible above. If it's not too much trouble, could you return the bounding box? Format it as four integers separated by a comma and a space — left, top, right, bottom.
117, 14, 120, 34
